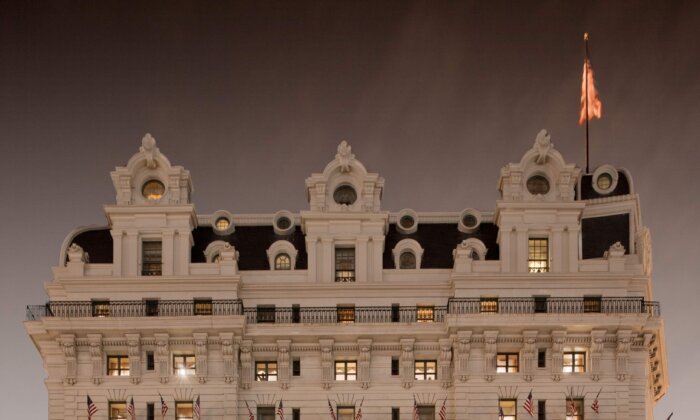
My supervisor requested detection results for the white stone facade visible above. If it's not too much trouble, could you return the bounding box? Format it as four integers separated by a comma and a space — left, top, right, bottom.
25, 132, 668, 419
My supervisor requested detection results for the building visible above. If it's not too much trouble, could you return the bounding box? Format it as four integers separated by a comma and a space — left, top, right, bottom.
25, 130, 668, 420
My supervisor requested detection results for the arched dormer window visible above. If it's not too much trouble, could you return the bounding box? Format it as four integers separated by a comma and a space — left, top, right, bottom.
203, 240, 232, 263
392, 239, 424, 269
275, 253, 291, 270
267, 240, 298, 271
399, 251, 416, 269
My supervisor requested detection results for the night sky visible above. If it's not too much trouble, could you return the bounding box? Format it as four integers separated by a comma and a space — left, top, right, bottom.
1, 1, 698, 417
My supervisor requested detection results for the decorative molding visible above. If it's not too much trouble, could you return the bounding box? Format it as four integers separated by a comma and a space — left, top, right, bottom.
400, 338, 415, 389
59, 334, 77, 385
87, 334, 103, 385
125, 333, 141, 384
358, 339, 372, 389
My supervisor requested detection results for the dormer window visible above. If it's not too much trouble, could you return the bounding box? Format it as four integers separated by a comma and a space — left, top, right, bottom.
142, 240, 162, 276
399, 251, 416, 269
142, 179, 165, 201
215, 217, 230, 230
333, 185, 357, 205
275, 253, 291, 270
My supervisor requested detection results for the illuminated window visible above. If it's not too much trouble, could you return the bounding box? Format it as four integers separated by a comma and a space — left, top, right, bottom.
335, 248, 355, 282
194, 298, 212, 315
107, 355, 130, 376
215, 217, 230, 230
92, 300, 110, 317
528, 238, 549, 273
416, 305, 434, 322
256, 361, 278, 381
337, 306, 355, 323
142, 240, 162, 276
338, 407, 355, 420
173, 355, 196, 376
563, 351, 586, 373
499, 399, 517, 420
566, 399, 584, 420
142, 179, 165, 201
275, 253, 291, 270
496, 353, 519, 373
109, 402, 127, 420
414, 360, 437, 380
399, 251, 416, 269
176, 402, 193, 420
335, 361, 357, 381
480, 298, 499, 313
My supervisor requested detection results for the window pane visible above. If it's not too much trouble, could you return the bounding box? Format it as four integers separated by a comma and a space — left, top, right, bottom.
338, 407, 355, 420
335, 248, 355, 282
176, 403, 194, 420
142, 241, 162, 276
275, 253, 291, 270
528, 238, 549, 273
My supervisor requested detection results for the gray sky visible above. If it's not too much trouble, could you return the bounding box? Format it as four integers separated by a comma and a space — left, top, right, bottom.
1, 0, 698, 417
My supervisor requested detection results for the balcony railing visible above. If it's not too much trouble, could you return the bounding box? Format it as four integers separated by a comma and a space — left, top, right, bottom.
447, 297, 660, 317
25, 299, 243, 319
244, 306, 447, 324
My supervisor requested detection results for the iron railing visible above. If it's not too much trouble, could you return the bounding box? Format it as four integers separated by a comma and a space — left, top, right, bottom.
26, 299, 243, 319
447, 297, 660, 317
244, 306, 447, 324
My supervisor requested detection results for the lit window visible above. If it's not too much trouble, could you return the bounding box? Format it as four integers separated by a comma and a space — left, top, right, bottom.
416, 305, 434, 322
480, 298, 499, 313
275, 253, 291, 270
142, 179, 165, 201
528, 238, 549, 273
399, 251, 416, 269
499, 399, 517, 420
194, 298, 213, 315
215, 217, 230, 230
107, 355, 130, 376
335, 248, 355, 282
337, 306, 355, 323
335, 361, 357, 381
176, 402, 193, 420
566, 399, 584, 420
109, 402, 127, 420
257, 407, 275, 420
92, 300, 110, 317
563, 351, 586, 373
173, 355, 196, 376
496, 353, 519, 373
414, 360, 437, 380
256, 361, 278, 381
337, 407, 355, 420
142, 240, 162, 276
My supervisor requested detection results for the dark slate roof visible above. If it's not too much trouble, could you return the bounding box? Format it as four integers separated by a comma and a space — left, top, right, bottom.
383, 222, 500, 269
191, 225, 308, 270
70, 228, 113, 264
578, 171, 631, 200
581, 214, 630, 259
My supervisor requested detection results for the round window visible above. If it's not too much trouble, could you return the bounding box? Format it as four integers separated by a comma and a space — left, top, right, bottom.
596, 173, 613, 191
215, 217, 230, 230
333, 185, 357, 205
276, 216, 292, 230
462, 214, 478, 228
399, 215, 415, 230
526, 175, 550, 195
142, 180, 165, 201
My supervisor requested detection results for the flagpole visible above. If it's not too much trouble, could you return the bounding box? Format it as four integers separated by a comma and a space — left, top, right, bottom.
584, 32, 590, 174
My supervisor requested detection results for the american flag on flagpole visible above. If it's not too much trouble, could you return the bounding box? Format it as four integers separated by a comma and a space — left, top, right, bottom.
412, 397, 419, 420
127, 397, 136, 420
591, 388, 601, 414
277, 399, 285, 420
245, 400, 255, 420
568, 396, 577, 416
498, 406, 505, 420
193, 395, 201, 420
86, 395, 98, 420
523, 390, 534, 417
355, 397, 364, 420
327, 398, 337, 420
159, 394, 168, 419
438, 397, 447, 420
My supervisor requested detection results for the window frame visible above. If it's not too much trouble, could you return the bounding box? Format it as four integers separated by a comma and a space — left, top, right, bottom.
334, 247, 356, 282
274, 253, 292, 270
92, 300, 110, 317
173, 354, 196, 376
496, 352, 520, 373
337, 406, 355, 420
336, 305, 356, 323
334, 360, 357, 381
416, 305, 435, 322
480, 297, 499, 313
416, 405, 436, 420
107, 355, 130, 376
565, 398, 584, 420
499, 399, 517, 420
109, 401, 128, 420
256, 305, 276, 323
175, 401, 194, 420
255, 361, 278, 382
414, 360, 437, 381
141, 240, 163, 276
193, 298, 213, 315
562, 351, 586, 373
528, 237, 550, 273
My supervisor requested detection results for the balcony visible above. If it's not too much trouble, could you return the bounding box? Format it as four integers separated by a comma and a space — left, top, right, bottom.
243, 306, 447, 324
447, 297, 660, 317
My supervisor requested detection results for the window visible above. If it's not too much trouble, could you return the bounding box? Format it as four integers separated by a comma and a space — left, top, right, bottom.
537, 349, 546, 368
499, 399, 517, 420
292, 408, 300, 420
92, 300, 110, 317
496, 353, 519, 373
416, 405, 435, 420
257, 305, 276, 323
108, 356, 130, 376
292, 304, 300, 323
173, 355, 196, 376
109, 402, 127, 420
256, 361, 278, 381
142, 240, 162, 276
526, 175, 550, 195
537, 400, 546, 420
414, 360, 437, 380
337, 407, 355, 420
176, 402, 193, 420
337, 306, 355, 323
566, 399, 584, 420
416, 305, 434, 322
335, 247, 355, 282
399, 251, 416, 269
147, 403, 155, 420
391, 357, 400, 376
275, 253, 291, 270
333, 185, 357, 205
146, 351, 155, 370
215, 217, 230, 230
145, 299, 159, 316
335, 361, 357, 381
392, 408, 400, 420
257, 407, 275, 420
142, 179, 165, 201
563, 352, 586, 373
292, 359, 301, 376
391, 304, 400, 322
194, 298, 213, 315
480, 297, 498, 313
528, 238, 549, 273
534, 296, 548, 313
583, 296, 602, 313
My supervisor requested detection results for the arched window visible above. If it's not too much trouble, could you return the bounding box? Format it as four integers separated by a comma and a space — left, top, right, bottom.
399, 251, 416, 269
275, 253, 291, 270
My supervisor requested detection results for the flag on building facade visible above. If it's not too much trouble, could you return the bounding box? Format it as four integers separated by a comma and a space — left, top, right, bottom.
87, 395, 98, 420
579, 33, 602, 125
498, 406, 505, 420
159, 394, 168, 419
127, 397, 136, 420
666, 413, 673, 420
277, 399, 285, 420
438, 397, 447, 420
568, 397, 577, 416
523, 390, 534, 417
327, 398, 337, 420
412, 397, 419, 420
245, 400, 255, 420
193, 395, 201, 420
355, 397, 364, 420
591, 389, 601, 414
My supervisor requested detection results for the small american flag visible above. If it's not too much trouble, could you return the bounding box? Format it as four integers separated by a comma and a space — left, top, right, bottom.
193, 395, 201, 420
523, 390, 534, 417
86, 395, 98, 420
568, 397, 577, 416
412, 397, 419, 420
159, 394, 168, 419
355, 397, 364, 420
127, 397, 136, 420
277, 399, 285, 420
591, 389, 601, 414
245, 400, 255, 420
327, 398, 337, 420
438, 397, 447, 420
666, 413, 673, 420
498, 406, 505, 420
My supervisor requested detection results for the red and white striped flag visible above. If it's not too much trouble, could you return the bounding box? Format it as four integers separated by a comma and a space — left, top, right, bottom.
277, 399, 285, 420
523, 390, 534, 417
86, 395, 98, 420
193, 395, 201, 420
327, 398, 337, 420
412, 397, 419, 420
579, 33, 602, 125
245, 400, 255, 420
159, 394, 168, 419
127, 397, 136, 420
438, 397, 447, 420
498, 406, 505, 420
591, 389, 601, 414
568, 397, 577, 416
355, 397, 364, 420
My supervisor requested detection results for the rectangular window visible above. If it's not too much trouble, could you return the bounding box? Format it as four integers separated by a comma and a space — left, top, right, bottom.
92, 300, 110, 317
416, 305, 434, 322
391, 357, 400, 376
499, 399, 517, 420
256, 361, 278, 381
292, 359, 301, 376
194, 298, 213, 315
496, 353, 519, 373
142, 240, 162, 276
147, 351, 155, 371
417, 405, 435, 420
335, 361, 357, 381
109, 402, 127, 420
391, 303, 400, 322
414, 360, 437, 380
292, 408, 301, 420
563, 351, 586, 373
257, 407, 275, 420
534, 296, 548, 313
147, 403, 155, 420
292, 304, 301, 323
145, 299, 159, 316
537, 400, 546, 420
337, 407, 355, 420
537, 349, 546, 368
335, 247, 355, 282
107, 355, 130, 376
528, 238, 549, 273
337, 305, 355, 323
566, 399, 584, 420
391, 408, 400, 420
583, 296, 602, 313
176, 402, 194, 420
257, 305, 276, 323
480, 297, 499, 313
173, 354, 196, 376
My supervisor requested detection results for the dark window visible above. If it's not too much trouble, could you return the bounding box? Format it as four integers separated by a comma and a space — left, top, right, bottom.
292, 304, 300, 323
176, 402, 194, 420
147, 403, 155, 420
480, 298, 498, 313
142, 240, 162, 276
496, 353, 519, 373
173, 355, 196, 376
92, 300, 110, 317
537, 349, 546, 368
333, 185, 357, 205
109, 402, 127, 420
257, 407, 275, 420
537, 400, 546, 420
335, 247, 355, 282
399, 251, 416, 269
563, 352, 586, 373
107, 355, 129, 376
528, 238, 549, 273
257, 305, 276, 323
194, 298, 212, 315
145, 299, 159, 316
256, 361, 278, 381
391, 357, 400, 376
337, 306, 355, 323
499, 399, 517, 420
391, 304, 400, 322
414, 360, 437, 380
526, 175, 550, 195
392, 408, 400, 420
292, 408, 300, 420
292, 359, 301, 376
583, 296, 602, 313
534, 296, 548, 313
335, 361, 357, 381
146, 352, 155, 371
416, 305, 434, 322
417, 405, 435, 420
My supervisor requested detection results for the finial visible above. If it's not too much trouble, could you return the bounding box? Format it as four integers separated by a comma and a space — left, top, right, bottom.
141, 133, 156, 151
584, 32, 589, 41
336, 140, 355, 173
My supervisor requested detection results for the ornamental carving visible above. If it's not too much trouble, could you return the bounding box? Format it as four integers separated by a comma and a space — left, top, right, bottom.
126, 334, 141, 384
155, 334, 170, 384
439, 338, 453, 388
551, 331, 566, 382
87, 334, 103, 385
521, 331, 537, 382
194, 333, 208, 384
277, 340, 291, 390
358, 339, 372, 389
59, 335, 77, 385
616, 331, 632, 381
455, 331, 471, 382
239, 340, 253, 389
400, 339, 415, 389
636, 226, 653, 276
320, 339, 334, 390
220, 333, 236, 384
590, 330, 605, 382
483, 332, 498, 382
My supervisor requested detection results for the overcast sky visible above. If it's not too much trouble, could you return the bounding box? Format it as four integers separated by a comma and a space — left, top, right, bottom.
1, 0, 698, 417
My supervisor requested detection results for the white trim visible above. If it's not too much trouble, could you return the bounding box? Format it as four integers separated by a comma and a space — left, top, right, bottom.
392, 238, 424, 269
266, 240, 298, 270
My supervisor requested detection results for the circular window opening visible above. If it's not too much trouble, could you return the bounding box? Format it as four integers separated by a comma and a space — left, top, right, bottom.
333, 185, 357, 205
142, 180, 165, 201
215, 217, 230, 231
462, 214, 478, 228
399, 215, 415, 230
596, 173, 613, 191
276, 216, 292, 230
526, 175, 550, 195
399, 251, 416, 269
